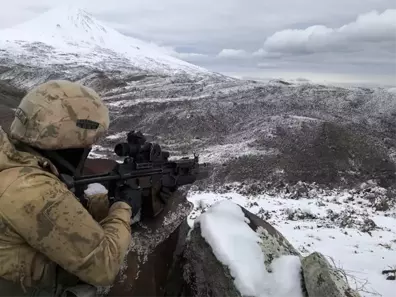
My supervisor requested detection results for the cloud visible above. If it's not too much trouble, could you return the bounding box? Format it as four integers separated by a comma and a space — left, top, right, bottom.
0, 1, 395, 85
257, 62, 279, 69
217, 49, 249, 59
262, 9, 396, 54
6, 0, 394, 51
252, 49, 282, 58
178, 52, 209, 59
160, 46, 209, 61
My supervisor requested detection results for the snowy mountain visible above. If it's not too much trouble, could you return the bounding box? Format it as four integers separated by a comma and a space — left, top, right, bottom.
0, 6, 214, 89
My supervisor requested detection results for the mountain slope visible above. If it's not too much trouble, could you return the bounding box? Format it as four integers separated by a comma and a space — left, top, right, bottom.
0, 80, 25, 133
0, 6, 209, 77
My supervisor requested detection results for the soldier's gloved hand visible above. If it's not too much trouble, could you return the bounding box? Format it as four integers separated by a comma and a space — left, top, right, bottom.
113, 184, 142, 218
84, 183, 110, 222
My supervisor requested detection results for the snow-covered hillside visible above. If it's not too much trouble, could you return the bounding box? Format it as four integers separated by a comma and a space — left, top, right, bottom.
0, 6, 209, 77
188, 183, 396, 297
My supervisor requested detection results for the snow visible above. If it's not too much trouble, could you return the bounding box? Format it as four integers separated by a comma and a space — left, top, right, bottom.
188, 190, 396, 297
88, 145, 111, 159
0, 5, 208, 76
197, 200, 304, 297
198, 141, 277, 164
289, 115, 321, 122
106, 94, 208, 107
270, 256, 304, 297
105, 131, 127, 140
197, 200, 269, 296
88, 151, 107, 159
130, 209, 142, 225
84, 183, 108, 196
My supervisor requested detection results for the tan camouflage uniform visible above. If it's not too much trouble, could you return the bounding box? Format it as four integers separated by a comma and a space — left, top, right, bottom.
0, 80, 132, 296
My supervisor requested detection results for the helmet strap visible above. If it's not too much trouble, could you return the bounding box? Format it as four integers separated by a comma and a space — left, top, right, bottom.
39, 147, 92, 177
75, 148, 91, 178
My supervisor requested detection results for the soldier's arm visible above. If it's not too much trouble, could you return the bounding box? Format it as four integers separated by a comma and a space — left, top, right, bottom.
84, 183, 110, 222
0, 169, 132, 287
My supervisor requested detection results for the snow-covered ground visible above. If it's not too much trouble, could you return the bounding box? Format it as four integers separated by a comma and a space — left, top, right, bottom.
187, 187, 396, 297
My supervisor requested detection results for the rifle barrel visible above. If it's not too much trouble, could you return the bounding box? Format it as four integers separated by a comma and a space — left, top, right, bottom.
73, 168, 164, 186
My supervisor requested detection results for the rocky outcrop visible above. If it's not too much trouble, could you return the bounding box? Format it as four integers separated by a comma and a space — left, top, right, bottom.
161, 202, 361, 297
302, 252, 361, 297
162, 205, 301, 296
165, 223, 243, 297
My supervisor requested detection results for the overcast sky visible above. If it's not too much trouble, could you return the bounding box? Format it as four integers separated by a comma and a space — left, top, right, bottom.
1, 0, 395, 86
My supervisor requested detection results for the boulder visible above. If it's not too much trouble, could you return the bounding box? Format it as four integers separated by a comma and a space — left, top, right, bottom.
163, 201, 361, 297
163, 202, 303, 296
164, 223, 243, 297
302, 252, 361, 297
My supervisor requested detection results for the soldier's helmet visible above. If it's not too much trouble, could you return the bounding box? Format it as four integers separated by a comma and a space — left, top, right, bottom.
10, 80, 109, 150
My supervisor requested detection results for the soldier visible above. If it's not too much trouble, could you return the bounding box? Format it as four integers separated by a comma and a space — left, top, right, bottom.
0, 80, 144, 296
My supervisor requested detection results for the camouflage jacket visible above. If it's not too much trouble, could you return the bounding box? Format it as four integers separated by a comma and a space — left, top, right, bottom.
0, 127, 132, 295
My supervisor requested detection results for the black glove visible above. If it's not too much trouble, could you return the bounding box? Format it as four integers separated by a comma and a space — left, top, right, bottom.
112, 184, 142, 217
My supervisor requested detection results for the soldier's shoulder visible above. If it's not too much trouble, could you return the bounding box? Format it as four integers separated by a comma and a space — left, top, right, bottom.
0, 166, 68, 205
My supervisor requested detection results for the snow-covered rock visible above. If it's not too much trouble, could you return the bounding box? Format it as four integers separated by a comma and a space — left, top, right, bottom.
188, 189, 396, 297
166, 200, 361, 297
302, 252, 361, 297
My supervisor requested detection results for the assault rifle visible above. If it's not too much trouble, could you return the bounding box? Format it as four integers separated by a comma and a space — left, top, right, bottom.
63, 131, 210, 218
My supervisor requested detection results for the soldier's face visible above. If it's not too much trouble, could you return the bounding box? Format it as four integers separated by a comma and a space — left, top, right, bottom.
55, 147, 91, 168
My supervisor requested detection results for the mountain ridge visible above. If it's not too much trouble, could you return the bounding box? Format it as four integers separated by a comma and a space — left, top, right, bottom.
0, 5, 210, 77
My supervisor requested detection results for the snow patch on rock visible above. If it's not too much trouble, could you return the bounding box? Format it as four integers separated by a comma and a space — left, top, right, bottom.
197, 200, 304, 297
270, 256, 304, 297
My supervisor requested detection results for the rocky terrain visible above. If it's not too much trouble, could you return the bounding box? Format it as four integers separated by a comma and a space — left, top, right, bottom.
0, 80, 24, 133
99, 79, 396, 190
3, 71, 396, 192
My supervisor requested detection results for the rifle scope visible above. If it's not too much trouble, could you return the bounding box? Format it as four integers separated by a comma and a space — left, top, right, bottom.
114, 131, 170, 161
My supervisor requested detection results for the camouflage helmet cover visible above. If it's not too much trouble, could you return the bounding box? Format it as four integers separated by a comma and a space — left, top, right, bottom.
10, 80, 110, 150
